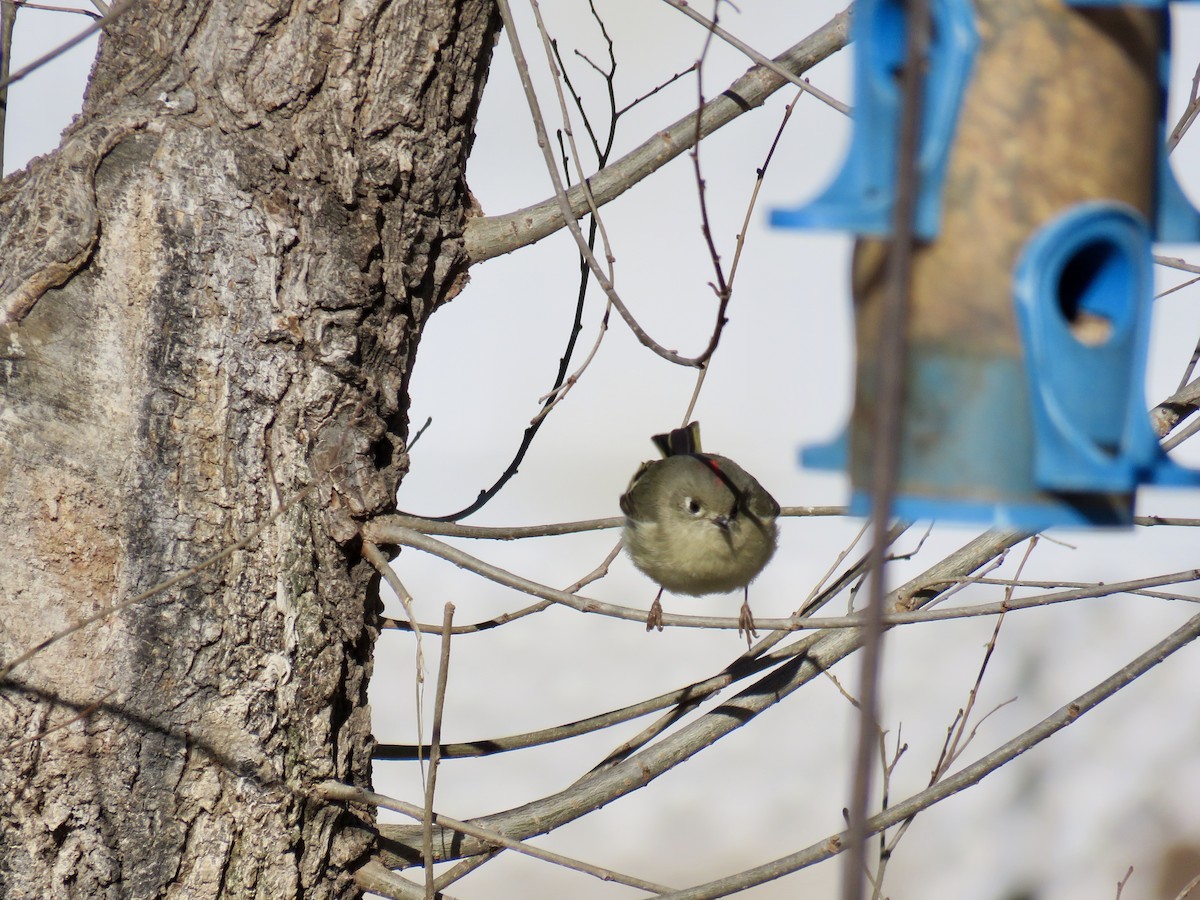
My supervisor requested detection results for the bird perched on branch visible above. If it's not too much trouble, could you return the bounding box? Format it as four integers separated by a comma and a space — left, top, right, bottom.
620, 422, 779, 641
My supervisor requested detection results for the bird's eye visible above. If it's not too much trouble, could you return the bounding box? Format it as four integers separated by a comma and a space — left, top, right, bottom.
684, 497, 703, 516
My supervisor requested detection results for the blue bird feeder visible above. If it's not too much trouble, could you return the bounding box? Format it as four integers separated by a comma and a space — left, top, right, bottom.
772, 0, 1200, 528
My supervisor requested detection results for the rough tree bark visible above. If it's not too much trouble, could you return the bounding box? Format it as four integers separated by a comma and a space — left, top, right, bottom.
0, 1, 499, 896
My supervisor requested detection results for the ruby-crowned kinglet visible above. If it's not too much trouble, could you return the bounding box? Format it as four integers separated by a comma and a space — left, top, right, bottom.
620, 422, 780, 638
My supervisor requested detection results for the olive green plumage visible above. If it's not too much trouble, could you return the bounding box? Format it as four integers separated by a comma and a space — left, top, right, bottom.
621, 422, 779, 636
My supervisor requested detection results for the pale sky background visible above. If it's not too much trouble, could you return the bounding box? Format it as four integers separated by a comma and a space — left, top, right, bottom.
7, 3, 1200, 899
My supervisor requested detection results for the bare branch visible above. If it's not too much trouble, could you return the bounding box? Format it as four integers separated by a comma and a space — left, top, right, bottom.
1155, 254, 1200, 276
1156, 273, 1200, 300
379, 541, 621, 637
1164, 413, 1200, 451
355, 858, 452, 900
422, 605, 455, 899
1151, 377, 1200, 438
7, 2, 101, 17
1115, 866, 1134, 899
376, 529, 1030, 865
368, 525, 1185, 641
323, 781, 676, 894
0, 0, 15, 176
0, 0, 139, 91
1172, 870, 1200, 900
846, 5, 932, 894
660, 0, 849, 115
616, 61, 696, 117
1167, 60, 1200, 153
0, 687, 115, 754
368, 506, 845, 541
497, 0, 727, 367
465, 9, 850, 264
644, 609, 1200, 899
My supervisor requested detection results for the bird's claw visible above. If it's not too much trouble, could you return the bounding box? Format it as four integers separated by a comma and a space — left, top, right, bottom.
738, 600, 758, 646
646, 596, 665, 632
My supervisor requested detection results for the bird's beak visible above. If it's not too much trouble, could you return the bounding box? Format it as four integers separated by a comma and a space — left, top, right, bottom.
712, 514, 735, 548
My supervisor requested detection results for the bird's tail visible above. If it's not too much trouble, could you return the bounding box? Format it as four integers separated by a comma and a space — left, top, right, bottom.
652, 421, 702, 458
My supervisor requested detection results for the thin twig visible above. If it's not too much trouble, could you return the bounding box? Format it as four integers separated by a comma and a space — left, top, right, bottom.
689, 0, 732, 331
370, 506, 844, 542
423, 605, 455, 900
846, 4, 930, 897
869, 726, 907, 898
884, 613, 1020, 864
1167, 60, 1200, 153
1163, 413, 1200, 451
412, 0, 619, 523
378, 541, 622, 638
363, 539, 427, 790
916, 546, 1010, 611
495, 0, 729, 368
660, 0, 850, 115
367, 532, 1197, 639
465, 9, 850, 263
1173, 333, 1200, 394
1154, 254, 1200, 276
530, 0, 616, 282
944, 539, 1037, 769
8, 1, 101, 16
406, 416, 433, 451
0, 0, 140, 91
373, 531, 1038, 864
380, 641, 757, 763
1156, 273, 1200, 300
1172, 870, 1200, 900
646, 610, 1200, 900
806, 520, 872, 609
534, 302, 610, 419
1115, 865, 1134, 899
0, 0, 16, 176
683, 9, 808, 423
321, 781, 676, 894
615, 61, 696, 117
382, 599, 550, 635
0, 687, 116, 753
363, 541, 425, 664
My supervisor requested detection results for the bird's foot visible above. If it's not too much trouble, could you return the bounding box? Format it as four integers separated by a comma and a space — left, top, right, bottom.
738, 599, 758, 646
646, 595, 665, 632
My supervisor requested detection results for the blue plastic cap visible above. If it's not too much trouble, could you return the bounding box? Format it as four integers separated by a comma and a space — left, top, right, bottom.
769, 0, 978, 240
1013, 201, 1200, 492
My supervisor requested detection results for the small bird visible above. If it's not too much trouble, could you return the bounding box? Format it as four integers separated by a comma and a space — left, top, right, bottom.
620, 422, 780, 640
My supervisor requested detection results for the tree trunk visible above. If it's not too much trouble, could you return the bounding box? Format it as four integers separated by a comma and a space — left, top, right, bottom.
0, 2, 498, 896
